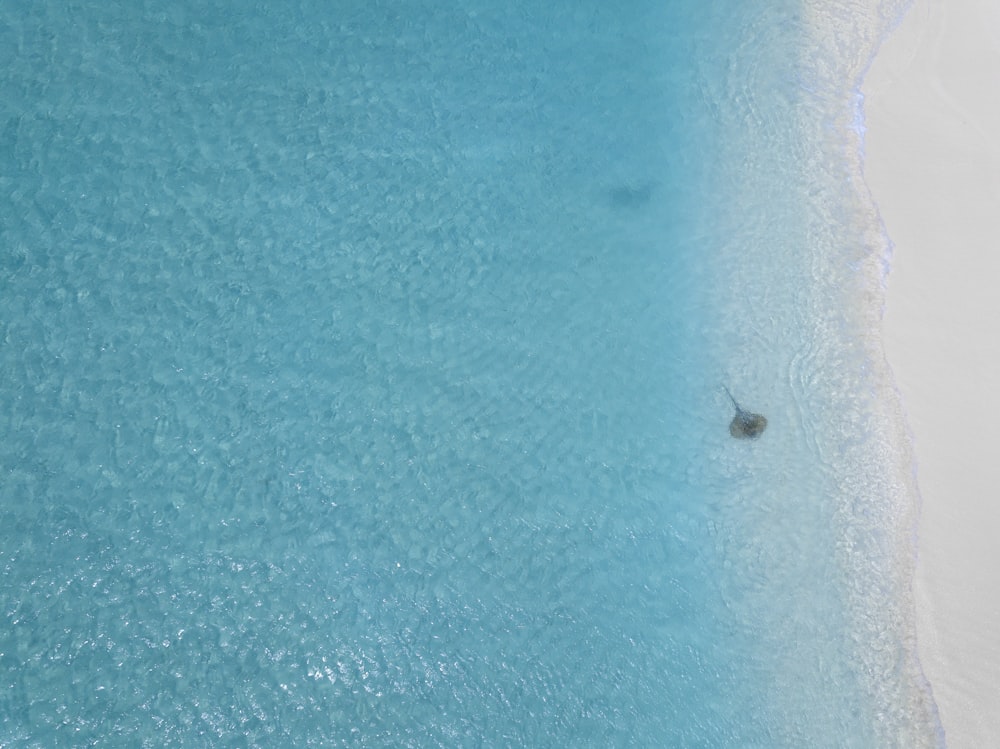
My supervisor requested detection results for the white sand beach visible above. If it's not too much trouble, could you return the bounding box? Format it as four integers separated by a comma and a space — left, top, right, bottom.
864, 0, 1000, 745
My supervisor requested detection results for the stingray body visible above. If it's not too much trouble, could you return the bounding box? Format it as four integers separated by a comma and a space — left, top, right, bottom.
724, 386, 767, 439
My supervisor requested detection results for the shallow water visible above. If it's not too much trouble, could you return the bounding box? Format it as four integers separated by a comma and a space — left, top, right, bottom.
1, 1, 939, 745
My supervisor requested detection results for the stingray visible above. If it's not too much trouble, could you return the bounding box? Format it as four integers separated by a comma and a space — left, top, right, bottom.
724, 386, 767, 439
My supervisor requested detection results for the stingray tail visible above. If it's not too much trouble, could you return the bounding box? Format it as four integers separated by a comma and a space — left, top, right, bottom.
722, 385, 740, 410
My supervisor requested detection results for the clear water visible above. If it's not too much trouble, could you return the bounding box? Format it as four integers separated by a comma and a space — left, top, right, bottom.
0, 0, 941, 746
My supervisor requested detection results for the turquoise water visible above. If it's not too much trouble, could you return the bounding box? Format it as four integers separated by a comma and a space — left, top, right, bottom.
1, 1, 941, 746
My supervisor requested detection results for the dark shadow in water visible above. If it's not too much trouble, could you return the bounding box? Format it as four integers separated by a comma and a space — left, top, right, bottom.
608, 182, 654, 209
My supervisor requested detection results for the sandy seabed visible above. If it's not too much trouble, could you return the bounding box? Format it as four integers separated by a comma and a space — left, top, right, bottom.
864, 0, 1000, 745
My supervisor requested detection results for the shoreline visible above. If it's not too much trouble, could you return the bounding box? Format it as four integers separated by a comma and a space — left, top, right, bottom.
863, 0, 1000, 745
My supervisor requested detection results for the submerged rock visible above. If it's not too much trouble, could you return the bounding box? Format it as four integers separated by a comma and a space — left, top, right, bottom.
724, 386, 767, 439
